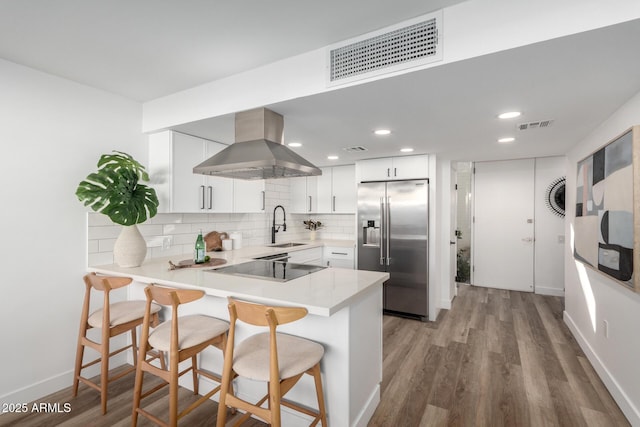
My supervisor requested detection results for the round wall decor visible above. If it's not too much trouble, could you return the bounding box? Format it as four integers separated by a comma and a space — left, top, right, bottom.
545, 176, 566, 217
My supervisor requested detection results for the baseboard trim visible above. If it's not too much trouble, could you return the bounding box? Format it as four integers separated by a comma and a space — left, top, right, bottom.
353, 384, 380, 427
563, 311, 639, 426
440, 298, 453, 310
0, 354, 127, 408
535, 286, 565, 296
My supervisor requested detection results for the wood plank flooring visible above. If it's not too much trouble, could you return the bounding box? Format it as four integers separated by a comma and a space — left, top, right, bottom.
0, 285, 629, 426
369, 285, 629, 427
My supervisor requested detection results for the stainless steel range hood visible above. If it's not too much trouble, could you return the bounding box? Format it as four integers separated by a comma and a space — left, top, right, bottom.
193, 108, 322, 180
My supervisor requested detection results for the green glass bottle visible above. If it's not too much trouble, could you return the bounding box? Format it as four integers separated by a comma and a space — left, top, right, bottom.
194, 230, 206, 264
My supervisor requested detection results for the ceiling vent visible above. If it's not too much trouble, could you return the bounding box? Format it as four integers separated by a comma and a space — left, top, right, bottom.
517, 120, 554, 131
343, 146, 368, 152
327, 10, 442, 86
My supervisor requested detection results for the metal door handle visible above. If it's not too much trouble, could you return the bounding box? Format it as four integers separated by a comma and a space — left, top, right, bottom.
332, 195, 336, 212
200, 185, 205, 209
380, 197, 385, 266
207, 186, 212, 210
386, 196, 391, 266
308, 195, 312, 212
261, 191, 265, 211
450, 241, 456, 245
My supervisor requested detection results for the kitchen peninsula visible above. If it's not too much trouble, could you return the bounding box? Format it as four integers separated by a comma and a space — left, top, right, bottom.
90, 241, 388, 427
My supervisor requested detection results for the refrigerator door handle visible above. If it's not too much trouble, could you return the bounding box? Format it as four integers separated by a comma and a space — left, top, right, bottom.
386, 196, 391, 266
380, 197, 385, 266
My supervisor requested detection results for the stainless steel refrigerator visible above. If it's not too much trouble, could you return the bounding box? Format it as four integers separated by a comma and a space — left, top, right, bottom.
357, 180, 429, 321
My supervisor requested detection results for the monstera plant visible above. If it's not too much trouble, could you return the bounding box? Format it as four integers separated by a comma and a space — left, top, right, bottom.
76, 151, 159, 267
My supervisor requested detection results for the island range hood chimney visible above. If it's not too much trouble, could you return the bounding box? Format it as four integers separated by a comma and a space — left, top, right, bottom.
193, 107, 322, 180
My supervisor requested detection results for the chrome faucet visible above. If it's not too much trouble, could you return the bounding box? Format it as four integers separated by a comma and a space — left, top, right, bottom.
271, 205, 286, 244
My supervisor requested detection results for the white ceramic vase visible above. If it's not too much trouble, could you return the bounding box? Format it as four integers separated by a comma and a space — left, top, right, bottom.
113, 224, 147, 267
309, 230, 317, 241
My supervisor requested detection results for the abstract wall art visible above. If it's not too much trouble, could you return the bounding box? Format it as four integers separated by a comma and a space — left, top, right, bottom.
574, 126, 640, 292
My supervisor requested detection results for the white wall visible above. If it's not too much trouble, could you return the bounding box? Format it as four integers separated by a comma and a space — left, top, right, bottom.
534, 156, 566, 296
564, 90, 640, 425
0, 59, 144, 406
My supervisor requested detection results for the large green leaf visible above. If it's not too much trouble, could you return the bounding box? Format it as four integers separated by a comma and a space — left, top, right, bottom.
76, 151, 159, 225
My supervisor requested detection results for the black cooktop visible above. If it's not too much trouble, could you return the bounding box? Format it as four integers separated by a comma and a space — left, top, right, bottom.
209, 260, 326, 282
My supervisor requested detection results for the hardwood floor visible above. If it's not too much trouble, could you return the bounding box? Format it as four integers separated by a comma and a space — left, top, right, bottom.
369, 285, 629, 427
0, 285, 629, 426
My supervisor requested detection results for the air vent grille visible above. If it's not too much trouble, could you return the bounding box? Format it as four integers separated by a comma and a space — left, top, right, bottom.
328, 12, 441, 84
343, 146, 368, 152
517, 120, 554, 131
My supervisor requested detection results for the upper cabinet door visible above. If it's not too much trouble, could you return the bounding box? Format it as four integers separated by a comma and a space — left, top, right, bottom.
290, 176, 317, 213
316, 168, 333, 213
331, 165, 356, 213
204, 141, 234, 212
171, 132, 207, 213
392, 155, 429, 180
357, 158, 392, 182
233, 179, 266, 213
316, 165, 356, 213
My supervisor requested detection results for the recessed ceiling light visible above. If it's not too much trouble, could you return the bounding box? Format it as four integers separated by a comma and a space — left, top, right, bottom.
374, 129, 391, 136
288, 142, 302, 147
400, 148, 414, 153
327, 155, 339, 160
498, 111, 521, 119
498, 137, 515, 143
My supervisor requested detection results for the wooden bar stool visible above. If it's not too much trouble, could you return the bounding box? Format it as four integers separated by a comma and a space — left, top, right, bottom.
216, 297, 328, 427
132, 285, 230, 427
72, 272, 162, 415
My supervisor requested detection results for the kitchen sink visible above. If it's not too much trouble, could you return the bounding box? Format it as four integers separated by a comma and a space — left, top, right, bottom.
270, 242, 306, 248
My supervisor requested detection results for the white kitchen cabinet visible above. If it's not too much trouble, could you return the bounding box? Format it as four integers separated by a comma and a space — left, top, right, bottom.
316, 165, 356, 213
290, 176, 317, 213
233, 179, 265, 213
203, 142, 234, 212
357, 155, 429, 182
323, 246, 355, 269
148, 131, 233, 213
288, 247, 323, 265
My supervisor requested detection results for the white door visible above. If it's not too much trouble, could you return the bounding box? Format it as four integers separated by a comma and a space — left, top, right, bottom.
473, 159, 535, 292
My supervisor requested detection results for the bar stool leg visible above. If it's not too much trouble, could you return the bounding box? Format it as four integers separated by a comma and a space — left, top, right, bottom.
169, 356, 179, 427
131, 328, 138, 367
311, 363, 328, 426
100, 330, 110, 415
192, 355, 199, 395
72, 338, 85, 397
131, 361, 144, 427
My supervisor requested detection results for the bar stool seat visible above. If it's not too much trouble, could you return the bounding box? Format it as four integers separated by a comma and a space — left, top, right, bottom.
87, 300, 159, 328
149, 314, 230, 351
234, 332, 324, 382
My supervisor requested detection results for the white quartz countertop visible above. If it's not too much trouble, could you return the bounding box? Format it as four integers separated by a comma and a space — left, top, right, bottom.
89, 240, 388, 317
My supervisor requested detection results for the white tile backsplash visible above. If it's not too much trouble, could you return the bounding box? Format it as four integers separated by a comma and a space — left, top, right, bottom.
87, 178, 356, 266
